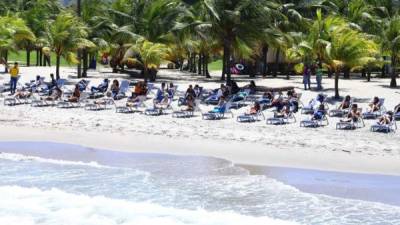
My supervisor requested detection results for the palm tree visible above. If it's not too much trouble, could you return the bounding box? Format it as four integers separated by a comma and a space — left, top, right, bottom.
124, 38, 168, 81
46, 12, 94, 79
0, 15, 35, 72
326, 28, 379, 98
381, 16, 400, 87
204, 0, 272, 81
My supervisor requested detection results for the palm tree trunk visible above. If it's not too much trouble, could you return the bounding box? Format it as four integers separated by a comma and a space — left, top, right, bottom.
204, 54, 211, 78
343, 67, 350, 79
39, 50, 43, 66
4, 50, 8, 73
223, 37, 232, 82
56, 54, 61, 80
367, 67, 371, 82
198, 54, 202, 75
36, 49, 39, 66
262, 45, 268, 77
77, 50, 82, 78
26, 49, 31, 67
192, 53, 197, 73
273, 49, 280, 77
82, 49, 88, 78
390, 55, 397, 87
361, 68, 366, 78
334, 70, 340, 99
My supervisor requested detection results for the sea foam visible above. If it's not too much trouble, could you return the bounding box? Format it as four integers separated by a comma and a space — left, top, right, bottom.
0, 185, 301, 225
0, 152, 109, 168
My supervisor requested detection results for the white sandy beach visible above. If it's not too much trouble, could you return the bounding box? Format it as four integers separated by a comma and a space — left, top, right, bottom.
0, 65, 399, 175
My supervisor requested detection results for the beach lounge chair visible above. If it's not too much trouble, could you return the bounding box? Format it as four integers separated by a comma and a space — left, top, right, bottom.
300, 108, 329, 128
115, 96, 147, 113
145, 98, 173, 116
30, 94, 60, 107
172, 100, 201, 118
114, 80, 130, 100
202, 101, 234, 120
336, 117, 365, 130
4, 94, 32, 106
266, 107, 297, 125
394, 106, 400, 121
237, 110, 265, 123
329, 99, 353, 117
301, 94, 328, 115
85, 98, 115, 111
370, 119, 397, 133
362, 98, 386, 119
57, 92, 89, 108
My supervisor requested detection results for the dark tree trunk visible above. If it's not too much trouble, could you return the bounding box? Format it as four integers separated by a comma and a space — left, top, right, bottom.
390, 56, 397, 87
286, 63, 291, 80
361, 68, 366, 78
334, 70, 340, 99
328, 69, 333, 78
77, 50, 82, 78
262, 45, 268, 77
343, 67, 350, 79
56, 55, 61, 80
198, 54, 202, 75
367, 67, 371, 82
26, 49, 31, 67
273, 49, 280, 77
192, 53, 197, 73
222, 37, 232, 81
36, 49, 39, 66
39, 50, 43, 66
204, 54, 211, 78
82, 49, 88, 78
381, 65, 386, 78
4, 50, 8, 73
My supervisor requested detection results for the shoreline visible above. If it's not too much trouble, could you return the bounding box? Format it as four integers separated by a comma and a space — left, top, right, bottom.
1, 125, 399, 176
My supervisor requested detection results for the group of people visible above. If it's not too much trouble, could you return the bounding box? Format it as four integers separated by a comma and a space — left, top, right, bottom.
303, 63, 323, 91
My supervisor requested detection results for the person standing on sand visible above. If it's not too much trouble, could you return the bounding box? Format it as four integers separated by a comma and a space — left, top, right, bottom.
9, 62, 20, 94
303, 65, 311, 90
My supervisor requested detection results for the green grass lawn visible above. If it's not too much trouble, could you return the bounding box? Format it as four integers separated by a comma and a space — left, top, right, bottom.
7, 51, 71, 67
208, 59, 222, 71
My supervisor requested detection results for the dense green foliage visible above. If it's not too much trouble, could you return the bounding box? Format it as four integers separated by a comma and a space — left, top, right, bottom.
1, 0, 400, 94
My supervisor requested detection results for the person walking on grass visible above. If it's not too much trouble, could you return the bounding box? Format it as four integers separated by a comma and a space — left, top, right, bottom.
9, 62, 20, 94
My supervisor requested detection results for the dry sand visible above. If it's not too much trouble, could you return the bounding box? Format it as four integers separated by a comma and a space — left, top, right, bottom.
0, 65, 399, 175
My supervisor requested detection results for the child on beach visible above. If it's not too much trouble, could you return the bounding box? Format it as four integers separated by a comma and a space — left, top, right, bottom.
377, 111, 394, 125
312, 104, 326, 120
368, 97, 381, 112
341, 104, 361, 123
339, 95, 351, 110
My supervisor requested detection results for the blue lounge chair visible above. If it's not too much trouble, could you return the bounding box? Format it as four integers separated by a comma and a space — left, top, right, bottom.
202, 101, 233, 120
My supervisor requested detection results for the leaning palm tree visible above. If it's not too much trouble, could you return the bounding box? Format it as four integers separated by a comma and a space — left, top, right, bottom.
325, 28, 379, 98
0, 15, 35, 72
46, 12, 94, 79
124, 38, 168, 81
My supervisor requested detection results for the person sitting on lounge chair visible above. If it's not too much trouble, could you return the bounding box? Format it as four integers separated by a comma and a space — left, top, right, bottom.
185, 94, 195, 111
194, 84, 202, 98
153, 82, 166, 104
91, 78, 109, 93
110, 79, 120, 99
377, 111, 394, 125
47, 73, 57, 90
243, 81, 256, 95
77, 79, 89, 92
243, 101, 261, 116
341, 104, 361, 123
185, 85, 196, 99
312, 104, 326, 120
167, 83, 176, 97
271, 92, 284, 110
68, 84, 80, 102
15, 88, 32, 99
339, 95, 351, 110
154, 93, 171, 109
28, 75, 44, 92
42, 86, 62, 101
209, 96, 227, 113
274, 100, 291, 118
368, 96, 381, 112
94, 92, 113, 106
